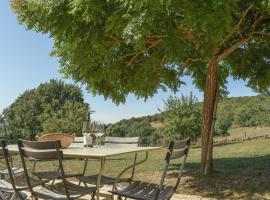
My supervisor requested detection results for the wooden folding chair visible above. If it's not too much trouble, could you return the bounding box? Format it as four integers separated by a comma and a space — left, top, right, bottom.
0, 139, 46, 200
18, 139, 96, 200
26, 139, 83, 182
111, 138, 191, 200
0, 137, 24, 180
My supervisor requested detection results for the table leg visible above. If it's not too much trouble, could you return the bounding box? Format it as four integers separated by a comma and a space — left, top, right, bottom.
96, 157, 105, 200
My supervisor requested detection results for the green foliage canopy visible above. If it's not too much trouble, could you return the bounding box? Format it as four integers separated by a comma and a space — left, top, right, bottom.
11, 0, 270, 103
3, 79, 89, 139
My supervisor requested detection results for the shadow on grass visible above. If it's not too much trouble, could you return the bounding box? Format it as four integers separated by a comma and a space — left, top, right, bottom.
168, 155, 270, 199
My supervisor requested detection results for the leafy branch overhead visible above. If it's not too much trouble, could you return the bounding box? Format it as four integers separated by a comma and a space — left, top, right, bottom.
11, 0, 270, 103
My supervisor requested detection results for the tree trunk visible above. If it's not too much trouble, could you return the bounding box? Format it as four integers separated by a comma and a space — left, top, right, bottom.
201, 58, 218, 175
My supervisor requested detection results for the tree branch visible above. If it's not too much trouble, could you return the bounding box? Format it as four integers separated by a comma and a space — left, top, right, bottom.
127, 39, 162, 66
253, 15, 270, 30
236, 3, 254, 38
178, 26, 201, 48
217, 38, 250, 60
226, 3, 254, 40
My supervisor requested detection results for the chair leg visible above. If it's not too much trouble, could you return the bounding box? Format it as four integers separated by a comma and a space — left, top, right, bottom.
117, 196, 123, 200
8, 192, 16, 200
0, 174, 4, 179
91, 191, 96, 200
30, 194, 38, 200
15, 192, 25, 200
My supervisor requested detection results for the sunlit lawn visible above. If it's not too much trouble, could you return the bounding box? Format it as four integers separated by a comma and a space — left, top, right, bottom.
13, 139, 270, 199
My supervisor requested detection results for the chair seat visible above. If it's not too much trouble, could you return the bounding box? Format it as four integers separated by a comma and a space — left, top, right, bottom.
0, 176, 48, 192
33, 170, 82, 180
0, 189, 27, 200
78, 175, 130, 185
33, 181, 96, 200
0, 167, 24, 175
111, 181, 174, 200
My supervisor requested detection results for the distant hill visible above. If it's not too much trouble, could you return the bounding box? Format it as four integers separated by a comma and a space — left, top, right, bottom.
109, 95, 270, 128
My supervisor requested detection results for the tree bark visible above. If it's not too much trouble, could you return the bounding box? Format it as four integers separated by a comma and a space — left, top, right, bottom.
201, 58, 219, 175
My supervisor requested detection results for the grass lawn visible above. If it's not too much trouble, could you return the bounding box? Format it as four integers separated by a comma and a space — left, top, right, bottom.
15, 139, 269, 200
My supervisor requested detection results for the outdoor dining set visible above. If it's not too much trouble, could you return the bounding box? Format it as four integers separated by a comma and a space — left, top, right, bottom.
0, 136, 191, 200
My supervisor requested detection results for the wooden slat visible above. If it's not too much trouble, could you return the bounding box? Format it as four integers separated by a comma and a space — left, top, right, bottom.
117, 181, 141, 193
21, 140, 59, 149
124, 182, 149, 195
33, 187, 81, 199
158, 186, 174, 200
23, 149, 60, 160
112, 182, 175, 200
173, 138, 190, 149
33, 171, 82, 180
131, 183, 157, 198
0, 167, 24, 175
55, 181, 96, 194
0, 179, 13, 191
104, 143, 138, 148
170, 148, 186, 160
105, 137, 139, 144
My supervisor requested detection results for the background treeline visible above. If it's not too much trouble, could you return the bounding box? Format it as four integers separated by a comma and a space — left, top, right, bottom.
2, 79, 270, 143
106, 94, 270, 145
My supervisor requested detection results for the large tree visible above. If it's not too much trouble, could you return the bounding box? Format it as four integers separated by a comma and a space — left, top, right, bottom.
11, 0, 270, 174
3, 79, 89, 139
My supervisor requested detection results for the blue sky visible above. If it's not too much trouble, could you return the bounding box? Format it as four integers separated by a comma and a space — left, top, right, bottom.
0, 1, 257, 123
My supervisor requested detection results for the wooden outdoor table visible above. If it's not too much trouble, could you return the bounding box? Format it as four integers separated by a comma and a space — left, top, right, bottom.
8, 143, 161, 200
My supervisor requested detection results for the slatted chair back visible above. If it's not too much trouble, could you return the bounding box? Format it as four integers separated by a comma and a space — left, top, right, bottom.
0, 139, 18, 192
0, 137, 10, 159
18, 140, 72, 199
157, 138, 191, 198
105, 136, 139, 147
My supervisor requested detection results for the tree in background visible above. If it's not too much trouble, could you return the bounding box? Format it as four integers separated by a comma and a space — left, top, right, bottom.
106, 119, 155, 145
215, 105, 234, 137
0, 114, 8, 136
3, 79, 89, 139
162, 93, 202, 142
126, 119, 155, 145
235, 106, 260, 128
41, 101, 89, 136
12, 0, 270, 175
